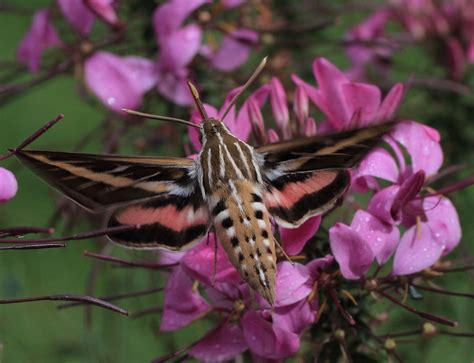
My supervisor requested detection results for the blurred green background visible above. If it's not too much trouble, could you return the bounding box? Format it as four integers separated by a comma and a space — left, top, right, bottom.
0, 0, 473, 362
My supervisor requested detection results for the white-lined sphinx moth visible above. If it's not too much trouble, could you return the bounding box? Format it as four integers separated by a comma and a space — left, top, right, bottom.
15, 62, 394, 304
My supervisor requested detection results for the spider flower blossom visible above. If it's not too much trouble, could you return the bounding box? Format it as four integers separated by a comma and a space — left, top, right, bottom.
17, 9, 62, 73
153, 0, 258, 105
330, 121, 461, 278
292, 58, 404, 131
160, 239, 333, 361
0, 167, 18, 203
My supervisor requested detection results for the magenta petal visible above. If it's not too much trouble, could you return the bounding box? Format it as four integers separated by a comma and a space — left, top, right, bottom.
341, 82, 381, 125
312, 58, 351, 124
58, 0, 95, 35
0, 167, 18, 203
189, 321, 247, 362
329, 223, 374, 279
153, 0, 209, 42
272, 300, 315, 335
242, 311, 300, 359
392, 121, 443, 176
351, 210, 400, 264
306, 255, 334, 279
377, 83, 404, 121
84, 52, 156, 111
181, 238, 241, 286
353, 147, 399, 185
210, 29, 258, 71
160, 24, 202, 69
17, 9, 62, 73
423, 196, 461, 255
160, 267, 211, 331
274, 262, 311, 307
392, 223, 444, 276
368, 185, 400, 225
280, 216, 321, 255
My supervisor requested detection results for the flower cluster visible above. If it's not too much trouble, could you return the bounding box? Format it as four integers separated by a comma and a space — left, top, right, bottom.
345, 0, 474, 80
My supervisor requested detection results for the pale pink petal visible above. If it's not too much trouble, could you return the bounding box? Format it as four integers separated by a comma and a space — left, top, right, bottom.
272, 300, 315, 335
189, 321, 247, 362
392, 223, 444, 275
280, 216, 321, 255
160, 267, 211, 331
84, 52, 156, 111
0, 167, 18, 203
376, 83, 404, 121
270, 77, 290, 136
181, 238, 241, 286
352, 147, 400, 185
392, 121, 443, 176
210, 29, 258, 71
305, 118, 317, 136
159, 250, 185, 264
367, 185, 400, 225
423, 196, 461, 254
291, 74, 321, 112
85, 0, 120, 27
17, 9, 62, 73
351, 210, 400, 264
153, 0, 209, 42
341, 82, 381, 125
242, 311, 300, 359
248, 98, 267, 144
155, 68, 193, 106
58, 0, 95, 35
159, 24, 202, 69
329, 223, 374, 279
294, 84, 309, 127
267, 129, 280, 142
274, 262, 311, 307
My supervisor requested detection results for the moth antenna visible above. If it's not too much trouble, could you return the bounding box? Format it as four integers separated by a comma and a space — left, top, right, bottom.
274, 238, 295, 265
221, 56, 268, 122
121, 109, 201, 129
187, 81, 210, 121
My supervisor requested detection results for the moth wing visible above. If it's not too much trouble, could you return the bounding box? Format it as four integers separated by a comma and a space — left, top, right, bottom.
15, 150, 197, 212
107, 191, 210, 251
256, 122, 394, 227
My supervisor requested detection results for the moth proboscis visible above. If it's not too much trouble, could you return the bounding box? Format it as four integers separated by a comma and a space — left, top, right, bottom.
15, 59, 395, 304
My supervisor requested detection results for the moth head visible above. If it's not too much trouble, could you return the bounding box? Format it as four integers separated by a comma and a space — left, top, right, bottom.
201, 118, 227, 137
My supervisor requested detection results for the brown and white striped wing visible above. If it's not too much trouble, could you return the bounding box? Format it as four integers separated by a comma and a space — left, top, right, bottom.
16, 150, 198, 212
256, 122, 394, 227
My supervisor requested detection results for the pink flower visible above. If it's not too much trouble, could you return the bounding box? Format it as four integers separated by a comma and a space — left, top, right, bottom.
0, 167, 18, 203
58, 0, 120, 35
292, 58, 404, 131
17, 9, 62, 73
206, 29, 259, 71
84, 51, 157, 112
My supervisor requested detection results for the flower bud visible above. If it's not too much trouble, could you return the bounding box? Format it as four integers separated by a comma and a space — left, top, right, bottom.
422, 322, 437, 337
294, 85, 309, 132
305, 118, 317, 137
270, 77, 290, 138
248, 99, 267, 145
267, 128, 280, 143
384, 338, 396, 350
0, 167, 18, 203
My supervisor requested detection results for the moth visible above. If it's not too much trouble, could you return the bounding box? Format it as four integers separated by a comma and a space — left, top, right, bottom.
15, 60, 393, 304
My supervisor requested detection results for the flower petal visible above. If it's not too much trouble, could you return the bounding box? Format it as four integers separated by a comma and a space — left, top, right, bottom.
0, 167, 18, 203
270, 77, 290, 136
210, 29, 258, 71
189, 321, 247, 362
181, 238, 241, 286
156, 68, 193, 106
84, 52, 156, 111
392, 121, 443, 176
85, 0, 119, 27
17, 9, 62, 73
280, 216, 321, 255
329, 223, 374, 279
350, 210, 400, 264
242, 310, 300, 359
423, 196, 461, 255
272, 300, 315, 335
392, 223, 444, 275
341, 82, 381, 126
58, 0, 95, 35
353, 146, 400, 186
274, 262, 312, 307
160, 267, 211, 331
159, 24, 202, 69
368, 185, 400, 225
377, 83, 404, 121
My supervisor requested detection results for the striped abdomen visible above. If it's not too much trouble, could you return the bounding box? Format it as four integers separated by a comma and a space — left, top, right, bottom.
210, 180, 276, 304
